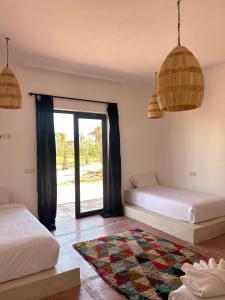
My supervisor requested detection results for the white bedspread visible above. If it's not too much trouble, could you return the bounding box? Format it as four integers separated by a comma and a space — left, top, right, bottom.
0, 204, 60, 283
126, 185, 225, 223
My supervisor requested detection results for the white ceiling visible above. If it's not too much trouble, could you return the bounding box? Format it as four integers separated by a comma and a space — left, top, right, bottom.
0, 0, 225, 82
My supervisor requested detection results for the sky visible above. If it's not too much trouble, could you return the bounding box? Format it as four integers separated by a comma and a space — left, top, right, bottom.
54, 113, 101, 140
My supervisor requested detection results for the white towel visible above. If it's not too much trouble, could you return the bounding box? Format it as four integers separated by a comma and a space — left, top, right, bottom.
181, 258, 225, 298
169, 285, 225, 300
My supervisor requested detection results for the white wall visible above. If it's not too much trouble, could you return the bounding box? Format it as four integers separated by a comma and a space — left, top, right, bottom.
0, 64, 164, 215
156, 63, 225, 195
1, 60, 223, 215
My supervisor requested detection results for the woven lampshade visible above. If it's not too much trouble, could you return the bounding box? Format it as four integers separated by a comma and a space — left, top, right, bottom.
156, 0, 205, 112
0, 67, 22, 109
157, 46, 204, 112
148, 72, 164, 118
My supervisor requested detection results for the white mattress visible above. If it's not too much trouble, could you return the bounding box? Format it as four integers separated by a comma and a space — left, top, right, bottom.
0, 204, 60, 284
126, 185, 225, 223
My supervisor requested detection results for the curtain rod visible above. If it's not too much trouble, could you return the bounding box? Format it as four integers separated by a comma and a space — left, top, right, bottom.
28, 92, 117, 105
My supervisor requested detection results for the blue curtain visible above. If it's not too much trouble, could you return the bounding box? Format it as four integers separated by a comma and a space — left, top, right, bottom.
102, 103, 123, 217
35, 95, 57, 230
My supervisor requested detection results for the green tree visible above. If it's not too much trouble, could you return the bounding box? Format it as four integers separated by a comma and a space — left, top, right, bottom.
89, 126, 102, 143
57, 132, 69, 170
80, 133, 85, 143
88, 126, 102, 161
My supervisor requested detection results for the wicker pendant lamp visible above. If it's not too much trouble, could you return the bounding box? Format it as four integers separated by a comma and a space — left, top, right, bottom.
0, 37, 22, 109
148, 72, 164, 119
157, 0, 204, 112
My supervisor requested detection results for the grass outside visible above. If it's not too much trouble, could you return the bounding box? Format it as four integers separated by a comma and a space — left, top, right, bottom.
58, 169, 103, 186
56, 154, 74, 171
56, 153, 101, 171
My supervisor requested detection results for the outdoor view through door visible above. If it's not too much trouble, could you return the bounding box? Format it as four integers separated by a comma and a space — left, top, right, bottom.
54, 111, 107, 218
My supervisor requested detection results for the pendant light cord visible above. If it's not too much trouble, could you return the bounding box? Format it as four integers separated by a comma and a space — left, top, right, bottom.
6, 37, 10, 67
0, 34, 10, 67
177, 0, 181, 46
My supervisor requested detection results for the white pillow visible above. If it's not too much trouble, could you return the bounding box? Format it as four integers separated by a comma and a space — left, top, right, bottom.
0, 187, 10, 205
130, 173, 159, 188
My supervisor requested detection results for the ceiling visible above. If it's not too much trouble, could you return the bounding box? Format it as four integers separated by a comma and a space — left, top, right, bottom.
0, 0, 225, 82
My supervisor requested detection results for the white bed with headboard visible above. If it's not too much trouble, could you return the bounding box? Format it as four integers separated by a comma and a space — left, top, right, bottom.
0, 187, 60, 284
125, 173, 225, 243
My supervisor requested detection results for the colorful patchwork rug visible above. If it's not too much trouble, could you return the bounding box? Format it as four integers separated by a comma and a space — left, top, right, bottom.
73, 229, 206, 300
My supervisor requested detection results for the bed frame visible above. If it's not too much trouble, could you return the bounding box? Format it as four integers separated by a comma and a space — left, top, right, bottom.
125, 204, 225, 243
0, 263, 80, 300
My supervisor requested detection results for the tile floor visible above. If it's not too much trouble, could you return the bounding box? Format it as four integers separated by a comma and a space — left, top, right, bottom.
51, 204, 225, 300
57, 199, 103, 214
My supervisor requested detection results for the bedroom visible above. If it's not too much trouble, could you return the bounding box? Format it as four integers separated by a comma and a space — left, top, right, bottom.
0, 0, 225, 299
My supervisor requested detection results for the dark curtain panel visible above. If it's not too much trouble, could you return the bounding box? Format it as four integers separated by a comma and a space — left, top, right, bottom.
35, 95, 57, 231
102, 103, 123, 217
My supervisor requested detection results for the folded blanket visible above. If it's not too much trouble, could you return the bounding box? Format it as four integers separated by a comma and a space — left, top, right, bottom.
181, 258, 225, 298
169, 285, 225, 300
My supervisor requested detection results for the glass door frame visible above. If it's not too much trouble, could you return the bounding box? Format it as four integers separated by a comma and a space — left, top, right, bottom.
54, 110, 107, 218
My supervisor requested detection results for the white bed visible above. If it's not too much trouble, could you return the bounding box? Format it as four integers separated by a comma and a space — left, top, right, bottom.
126, 185, 225, 223
0, 203, 60, 284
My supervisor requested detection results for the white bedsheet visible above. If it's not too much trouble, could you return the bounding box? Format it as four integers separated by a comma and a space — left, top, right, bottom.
126, 185, 225, 223
0, 204, 60, 283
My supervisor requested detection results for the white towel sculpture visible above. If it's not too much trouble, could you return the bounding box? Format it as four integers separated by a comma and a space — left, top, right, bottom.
169, 258, 225, 300
169, 285, 225, 300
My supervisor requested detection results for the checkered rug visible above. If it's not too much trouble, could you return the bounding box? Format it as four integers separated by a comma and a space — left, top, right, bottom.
73, 229, 206, 300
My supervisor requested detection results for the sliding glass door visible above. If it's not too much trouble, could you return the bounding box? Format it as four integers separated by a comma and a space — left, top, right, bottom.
54, 111, 107, 218
75, 113, 107, 217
